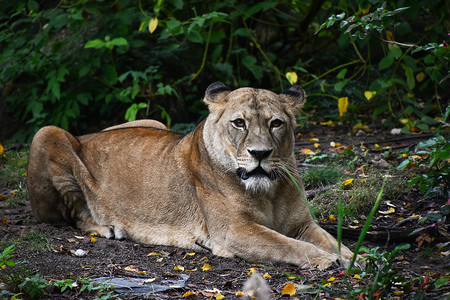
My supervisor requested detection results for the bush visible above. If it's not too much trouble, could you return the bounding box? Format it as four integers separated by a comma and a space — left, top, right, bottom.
0, 0, 447, 141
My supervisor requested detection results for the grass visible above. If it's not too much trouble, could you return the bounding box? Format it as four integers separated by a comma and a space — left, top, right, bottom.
308, 165, 411, 219
0, 146, 29, 206
301, 165, 342, 189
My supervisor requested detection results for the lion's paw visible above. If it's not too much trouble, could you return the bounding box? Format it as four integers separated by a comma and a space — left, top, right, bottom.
309, 253, 339, 270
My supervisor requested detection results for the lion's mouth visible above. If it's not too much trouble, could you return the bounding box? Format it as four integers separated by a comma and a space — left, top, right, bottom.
237, 166, 276, 181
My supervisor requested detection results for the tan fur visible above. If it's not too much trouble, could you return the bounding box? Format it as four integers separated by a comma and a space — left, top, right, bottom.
27, 83, 353, 270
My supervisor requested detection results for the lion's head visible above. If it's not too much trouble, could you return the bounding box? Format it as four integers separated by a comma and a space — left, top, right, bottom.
202, 82, 306, 193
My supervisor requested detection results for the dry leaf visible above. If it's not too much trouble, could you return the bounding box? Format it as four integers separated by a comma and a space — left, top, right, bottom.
263, 272, 272, 279
174, 265, 185, 271
281, 282, 296, 296
314, 143, 320, 148
248, 267, 256, 274
329, 215, 337, 222
379, 207, 395, 215
1, 217, 8, 225
215, 292, 225, 300
300, 148, 315, 155
320, 120, 335, 126
202, 263, 211, 271
307, 137, 319, 142
183, 291, 194, 297
343, 178, 354, 186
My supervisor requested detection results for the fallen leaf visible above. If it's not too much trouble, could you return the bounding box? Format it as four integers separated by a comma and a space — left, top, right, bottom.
149, 17, 158, 34
281, 282, 296, 296
124, 265, 146, 274
379, 207, 395, 215
73, 249, 88, 257
201, 256, 208, 261
183, 290, 194, 297
307, 137, 319, 142
174, 265, 185, 271
320, 120, 334, 126
215, 292, 225, 300
343, 178, 354, 186
327, 277, 336, 282
354, 274, 361, 279
263, 273, 272, 279
236, 291, 243, 296
286, 72, 298, 85
248, 268, 256, 274
0, 194, 7, 201
300, 148, 315, 155
148, 252, 160, 256
90, 237, 97, 242
314, 143, 320, 148
0, 144, 3, 155
66, 238, 75, 243
202, 263, 211, 271
329, 215, 337, 222
338, 97, 348, 117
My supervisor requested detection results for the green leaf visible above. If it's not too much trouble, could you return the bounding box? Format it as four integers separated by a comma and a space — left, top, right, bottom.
110, 37, 128, 47
397, 159, 412, 170
388, 47, 402, 59
378, 55, 394, 70
334, 79, 348, 92
403, 64, 415, 90
185, 26, 203, 43
85, 39, 105, 49
102, 64, 117, 85
336, 68, 348, 79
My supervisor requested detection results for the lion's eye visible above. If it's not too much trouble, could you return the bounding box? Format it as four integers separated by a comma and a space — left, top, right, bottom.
232, 119, 246, 128
270, 119, 283, 128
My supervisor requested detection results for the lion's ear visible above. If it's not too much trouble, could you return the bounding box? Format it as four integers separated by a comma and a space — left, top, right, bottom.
279, 85, 306, 113
204, 82, 231, 106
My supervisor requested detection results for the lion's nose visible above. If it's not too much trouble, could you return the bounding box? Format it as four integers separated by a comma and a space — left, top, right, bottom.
248, 149, 273, 161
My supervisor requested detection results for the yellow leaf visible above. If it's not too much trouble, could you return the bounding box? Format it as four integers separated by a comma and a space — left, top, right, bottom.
375, 144, 382, 149
344, 178, 354, 186
66, 238, 75, 243
402, 153, 408, 158
174, 265, 185, 271
215, 293, 224, 300
379, 207, 396, 215
308, 137, 319, 142
148, 252, 160, 256
364, 91, 376, 100
183, 291, 195, 297
202, 263, 211, 271
248, 268, 256, 274
386, 30, 394, 41
263, 272, 272, 279
327, 277, 336, 282
320, 120, 334, 126
329, 215, 337, 222
323, 283, 331, 287
281, 282, 296, 296
149, 17, 158, 34
314, 143, 320, 148
138, 21, 146, 32
349, 196, 354, 202
354, 274, 361, 279
0, 144, 4, 155
338, 97, 348, 117
285, 71, 298, 84
90, 237, 97, 242
187, 252, 196, 256
236, 291, 243, 296
416, 72, 425, 82
201, 256, 209, 261
300, 148, 315, 155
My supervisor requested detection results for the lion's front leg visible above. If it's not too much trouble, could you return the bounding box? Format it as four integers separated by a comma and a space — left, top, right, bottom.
297, 223, 354, 266
212, 222, 340, 270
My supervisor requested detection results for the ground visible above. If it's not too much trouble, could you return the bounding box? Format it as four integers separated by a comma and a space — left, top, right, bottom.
0, 124, 449, 299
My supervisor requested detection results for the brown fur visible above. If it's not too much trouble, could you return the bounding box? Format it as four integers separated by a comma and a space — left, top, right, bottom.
27, 83, 353, 269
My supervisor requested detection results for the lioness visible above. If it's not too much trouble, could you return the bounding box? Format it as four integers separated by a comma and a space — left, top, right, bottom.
28, 82, 353, 269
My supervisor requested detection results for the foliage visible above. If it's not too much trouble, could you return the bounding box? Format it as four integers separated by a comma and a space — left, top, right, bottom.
0, 245, 15, 268
0, 0, 447, 141
398, 105, 450, 199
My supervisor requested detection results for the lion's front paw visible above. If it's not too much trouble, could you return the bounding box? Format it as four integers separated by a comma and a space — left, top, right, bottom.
308, 253, 339, 270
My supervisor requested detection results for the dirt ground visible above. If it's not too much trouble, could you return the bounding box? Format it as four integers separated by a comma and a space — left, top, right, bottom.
1, 125, 449, 299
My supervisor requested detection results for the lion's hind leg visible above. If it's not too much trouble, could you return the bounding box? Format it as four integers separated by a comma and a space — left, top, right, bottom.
27, 126, 119, 239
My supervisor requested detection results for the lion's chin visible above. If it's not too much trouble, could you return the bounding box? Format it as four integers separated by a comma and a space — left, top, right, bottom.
237, 167, 276, 193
